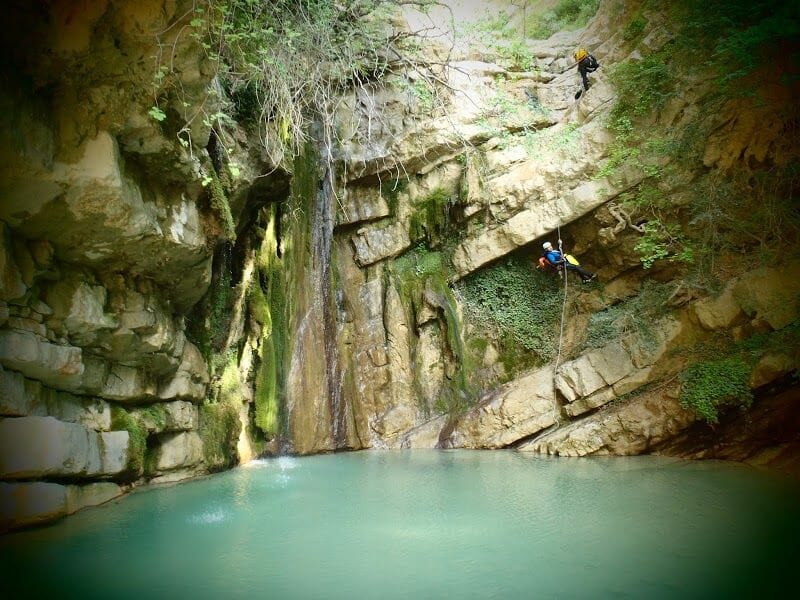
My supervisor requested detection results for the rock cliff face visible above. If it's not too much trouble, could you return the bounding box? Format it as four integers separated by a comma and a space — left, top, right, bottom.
1, 0, 798, 530
0, 0, 280, 530
325, 0, 799, 459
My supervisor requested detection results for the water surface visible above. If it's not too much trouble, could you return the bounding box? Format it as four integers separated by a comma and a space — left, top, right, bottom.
2, 451, 798, 599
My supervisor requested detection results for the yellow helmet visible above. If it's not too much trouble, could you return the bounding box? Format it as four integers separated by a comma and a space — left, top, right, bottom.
574, 48, 588, 62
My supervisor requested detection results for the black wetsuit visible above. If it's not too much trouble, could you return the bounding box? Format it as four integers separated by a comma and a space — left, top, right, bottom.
578, 55, 599, 91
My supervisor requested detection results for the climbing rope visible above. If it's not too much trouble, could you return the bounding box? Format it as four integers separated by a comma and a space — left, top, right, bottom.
549, 198, 570, 428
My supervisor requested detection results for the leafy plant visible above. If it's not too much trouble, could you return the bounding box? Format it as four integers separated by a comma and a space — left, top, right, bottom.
679, 356, 753, 423
526, 0, 601, 39
623, 13, 647, 42
409, 80, 435, 111
148, 105, 167, 122
458, 256, 562, 360
689, 164, 800, 269
634, 219, 694, 269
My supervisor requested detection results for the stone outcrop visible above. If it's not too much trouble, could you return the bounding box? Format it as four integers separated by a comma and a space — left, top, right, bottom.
0, 481, 124, 532
0, 417, 128, 479
451, 368, 557, 448
150, 432, 204, 473
519, 385, 695, 457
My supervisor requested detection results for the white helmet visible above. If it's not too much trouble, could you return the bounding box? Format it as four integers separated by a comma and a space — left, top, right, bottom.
542, 241, 553, 250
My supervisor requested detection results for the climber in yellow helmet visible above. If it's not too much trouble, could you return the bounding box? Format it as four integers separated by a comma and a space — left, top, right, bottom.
574, 47, 599, 95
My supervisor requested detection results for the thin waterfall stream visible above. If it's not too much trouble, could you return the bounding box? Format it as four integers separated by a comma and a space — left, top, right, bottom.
283, 136, 349, 452
316, 153, 347, 449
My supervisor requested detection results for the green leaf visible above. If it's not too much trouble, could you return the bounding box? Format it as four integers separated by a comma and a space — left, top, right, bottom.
148, 106, 167, 122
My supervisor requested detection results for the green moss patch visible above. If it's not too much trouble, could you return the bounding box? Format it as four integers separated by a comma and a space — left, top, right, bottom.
199, 399, 241, 472
409, 188, 453, 246
110, 407, 147, 479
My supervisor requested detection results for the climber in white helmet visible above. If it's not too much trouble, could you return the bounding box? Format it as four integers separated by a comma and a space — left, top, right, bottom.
541, 241, 597, 283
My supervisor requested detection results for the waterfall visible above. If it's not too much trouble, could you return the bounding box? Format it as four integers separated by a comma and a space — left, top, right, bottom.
282, 135, 349, 454
315, 156, 347, 449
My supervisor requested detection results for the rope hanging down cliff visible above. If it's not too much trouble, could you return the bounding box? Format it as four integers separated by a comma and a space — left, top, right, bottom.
551, 222, 568, 427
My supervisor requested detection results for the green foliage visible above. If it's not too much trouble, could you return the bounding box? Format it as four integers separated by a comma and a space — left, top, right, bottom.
460, 10, 516, 44
610, 55, 673, 120
458, 256, 562, 361
680, 356, 753, 423
409, 188, 453, 245
110, 407, 146, 479
623, 13, 647, 42
380, 175, 408, 216
199, 398, 242, 471
584, 281, 674, 350
669, 0, 800, 86
634, 219, 694, 269
676, 320, 799, 423
520, 123, 580, 158
140, 404, 167, 432
604, 0, 800, 180
218, 352, 242, 400
248, 278, 271, 327
410, 80, 435, 112
489, 88, 523, 122
189, 0, 421, 158
392, 246, 449, 321
185, 245, 234, 364
428, 277, 476, 419
527, 0, 601, 39
391, 253, 463, 417
147, 105, 167, 122
254, 339, 280, 436
598, 35, 675, 183
601, 2, 800, 271
391, 245, 476, 418
689, 164, 800, 267
494, 39, 536, 71
736, 320, 800, 358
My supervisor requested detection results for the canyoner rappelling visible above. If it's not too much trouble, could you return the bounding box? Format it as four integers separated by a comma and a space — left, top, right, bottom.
540, 241, 597, 284
544, 235, 596, 432
573, 46, 599, 99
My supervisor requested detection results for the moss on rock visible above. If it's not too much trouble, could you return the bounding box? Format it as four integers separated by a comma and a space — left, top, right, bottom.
198, 399, 241, 472
110, 406, 147, 480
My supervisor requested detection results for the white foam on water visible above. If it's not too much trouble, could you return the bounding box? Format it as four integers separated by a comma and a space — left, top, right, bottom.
242, 456, 299, 471
188, 509, 228, 525
276, 456, 299, 471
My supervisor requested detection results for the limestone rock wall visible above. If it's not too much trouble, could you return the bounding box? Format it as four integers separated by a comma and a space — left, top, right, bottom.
0, 0, 272, 531
325, 0, 800, 458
